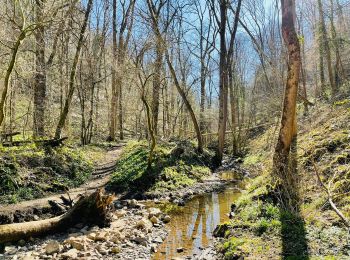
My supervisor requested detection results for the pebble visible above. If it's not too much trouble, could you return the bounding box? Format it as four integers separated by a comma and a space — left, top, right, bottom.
61, 248, 78, 259
18, 239, 26, 246
152, 236, 163, 243
45, 241, 60, 255
163, 215, 171, 223
150, 216, 159, 225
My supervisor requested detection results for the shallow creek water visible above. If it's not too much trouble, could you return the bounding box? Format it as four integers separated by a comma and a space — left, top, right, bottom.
153, 171, 242, 260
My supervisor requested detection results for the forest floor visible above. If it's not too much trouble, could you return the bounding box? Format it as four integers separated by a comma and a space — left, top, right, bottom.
215, 102, 350, 259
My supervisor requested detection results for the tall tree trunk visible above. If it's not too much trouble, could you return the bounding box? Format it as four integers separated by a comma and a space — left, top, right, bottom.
317, 0, 336, 98
330, 0, 345, 86
152, 38, 163, 136
108, 0, 118, 141
0, 30, 26, 128
166, 54, 203, 153
33, 0, 47, 138
273, 0, 301, 211
199, 58, 206, 133
299, 13, 309, 115
217, 0, 228, 163
54, 0, 93, 139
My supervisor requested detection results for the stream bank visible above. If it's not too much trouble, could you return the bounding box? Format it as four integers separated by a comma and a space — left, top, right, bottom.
0, 163, 244, 260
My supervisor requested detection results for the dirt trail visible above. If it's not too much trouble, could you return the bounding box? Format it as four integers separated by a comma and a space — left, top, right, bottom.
0, 145, 123, 215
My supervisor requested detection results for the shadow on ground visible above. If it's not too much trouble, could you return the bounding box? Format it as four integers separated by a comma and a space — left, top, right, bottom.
279, 138, 309, 260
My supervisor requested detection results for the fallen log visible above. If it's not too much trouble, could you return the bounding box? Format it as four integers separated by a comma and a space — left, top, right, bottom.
2, 137, 68, 148
0, 189, 115, 244
0, 131, 20, 143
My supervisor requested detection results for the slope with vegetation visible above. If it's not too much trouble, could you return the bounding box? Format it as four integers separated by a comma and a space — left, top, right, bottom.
108, 140, 214, 197
0, 143, 110, 204
217, 103, 350, 259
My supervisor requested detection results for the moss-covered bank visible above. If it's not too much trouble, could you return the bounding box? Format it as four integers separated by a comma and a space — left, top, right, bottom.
0, 144, 100, 204
108, 140, 214, 196
218, 104, 350, 259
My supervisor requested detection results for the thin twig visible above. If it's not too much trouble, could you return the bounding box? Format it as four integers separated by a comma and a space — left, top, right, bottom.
312, 160, 350, 228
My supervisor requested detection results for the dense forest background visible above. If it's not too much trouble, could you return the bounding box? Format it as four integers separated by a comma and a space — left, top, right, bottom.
1, 0, 349, 152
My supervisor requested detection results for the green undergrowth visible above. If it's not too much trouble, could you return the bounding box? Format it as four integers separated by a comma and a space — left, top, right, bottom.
108, 140, 213, 194
0, 144, 95, 204
219, 105, 350, 259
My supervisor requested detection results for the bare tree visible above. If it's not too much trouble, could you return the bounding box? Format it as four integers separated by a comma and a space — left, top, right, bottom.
273, 0, 301, 210
55, 0, 93, 139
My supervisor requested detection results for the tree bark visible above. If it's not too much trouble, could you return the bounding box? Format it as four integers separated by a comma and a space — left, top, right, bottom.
330, 0, 345, 87
216, 0, 228, 163
273, 0, 301, 210
108, 0, 118, 141
165, 54, 203, 153
55, 0, 93, 139
152, 33, 163, 136
33, 0, 47, 138
317, 0, 336, 98
0, 30, 26, 128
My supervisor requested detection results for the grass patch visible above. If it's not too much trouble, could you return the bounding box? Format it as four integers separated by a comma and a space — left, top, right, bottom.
108, 140, 213, 194
0, 144, 94, 204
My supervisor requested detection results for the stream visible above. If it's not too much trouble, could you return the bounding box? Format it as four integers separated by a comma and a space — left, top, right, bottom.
153, 171, 242, 260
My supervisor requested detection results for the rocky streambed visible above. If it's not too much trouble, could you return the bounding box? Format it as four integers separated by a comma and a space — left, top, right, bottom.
0, 200, 168, 260
0, 162, 245, 260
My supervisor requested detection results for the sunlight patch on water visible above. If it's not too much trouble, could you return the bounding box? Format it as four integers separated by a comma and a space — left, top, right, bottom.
153, 171, 241, 260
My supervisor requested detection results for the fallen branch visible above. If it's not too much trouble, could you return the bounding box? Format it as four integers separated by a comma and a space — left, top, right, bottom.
0, 189, 115, 244
2, 137, 68, 147
312, 161, 350, 228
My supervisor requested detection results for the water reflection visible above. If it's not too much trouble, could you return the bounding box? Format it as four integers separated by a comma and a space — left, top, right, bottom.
153, 172, 241, 260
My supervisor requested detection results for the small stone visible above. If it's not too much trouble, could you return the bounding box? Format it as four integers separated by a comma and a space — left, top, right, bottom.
177, 247, 184, 253
67, 239, 85, 251
87, 232, 96, 241
45, 241, 60, 255
152, 237, 163, 243
163, 215, 171, 223
111, 247, 121, 254
95, 231, 108, 241
151, 243, 157, 253
177, 199, 185, 206
22, 255, 35, 260
147, 208, 162, 218
89, 226, 99, 232
97, 245, 108, 255
150, 216, 159, 225
4, 246, 16, 255
136, 218, 152, 231
115, 209, 127, 218
129, 199, 138, 208
61, 249, 78, 259
114, 201, 123, 209
18, 239, 26, 246
133, 235, 148, 246
33, 215, 40, 221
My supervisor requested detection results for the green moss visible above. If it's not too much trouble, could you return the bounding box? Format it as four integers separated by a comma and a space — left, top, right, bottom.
333, 99, 350, 107
244, 153, 263, 166
108, 140, 213, 194
0, 144, 93, 204
221, 237, 246, 259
